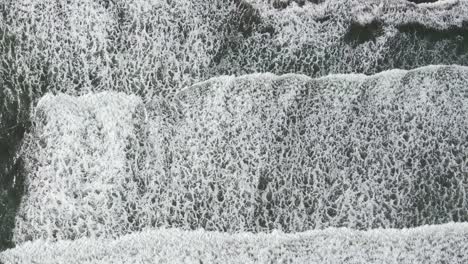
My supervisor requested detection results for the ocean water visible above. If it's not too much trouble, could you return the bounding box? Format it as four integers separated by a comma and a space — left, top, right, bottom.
1, 0, 468, 259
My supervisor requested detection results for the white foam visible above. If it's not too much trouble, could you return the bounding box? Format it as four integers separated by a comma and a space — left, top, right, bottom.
2, 223, 468, 263
14, 65, 468, 244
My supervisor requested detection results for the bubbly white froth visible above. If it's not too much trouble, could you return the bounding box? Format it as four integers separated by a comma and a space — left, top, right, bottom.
13, 65, 468, 244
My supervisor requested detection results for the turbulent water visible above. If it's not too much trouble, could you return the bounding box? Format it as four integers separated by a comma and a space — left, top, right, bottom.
1, 0, 468, 262
3, 223, 468, 263
10, 65, 468, 245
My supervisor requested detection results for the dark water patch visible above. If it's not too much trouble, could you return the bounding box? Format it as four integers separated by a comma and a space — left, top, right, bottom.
273, 0, 323, 9
273, 0, 290, 9
376, 21, 468, 71
0, 97, 29, 251
0, 94, 29, 251
258, 24, 276, 36
344, 19, 385, 45
397, 21, 468, 44
0, 26, 33, 251
316, 15, 331, 23
235, 0, 262, 37
0, 154, 25, 251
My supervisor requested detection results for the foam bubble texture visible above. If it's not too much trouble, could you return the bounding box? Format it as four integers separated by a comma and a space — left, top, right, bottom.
218, 0, 468, 77
165, 65, 468, 232
1, 0, 467, 106
2, 223, 468, 264
14, 65, 468, 243
14, 92, 146, 243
